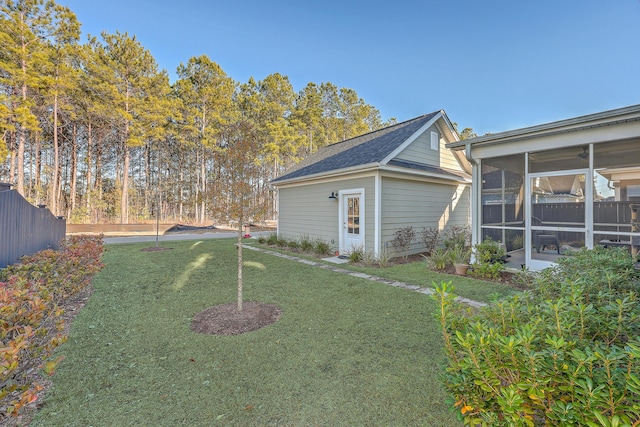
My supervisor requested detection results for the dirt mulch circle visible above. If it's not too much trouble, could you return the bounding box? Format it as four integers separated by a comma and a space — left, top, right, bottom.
191, 302, 282, 336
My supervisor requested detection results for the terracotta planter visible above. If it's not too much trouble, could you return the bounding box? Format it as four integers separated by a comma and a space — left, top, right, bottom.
453, 263, 469, 276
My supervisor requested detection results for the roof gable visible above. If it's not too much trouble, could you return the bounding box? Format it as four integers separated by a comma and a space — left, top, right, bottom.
272, 111, 444, 183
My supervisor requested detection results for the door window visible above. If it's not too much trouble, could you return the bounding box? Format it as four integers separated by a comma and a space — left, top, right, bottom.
347, 197, 360, 234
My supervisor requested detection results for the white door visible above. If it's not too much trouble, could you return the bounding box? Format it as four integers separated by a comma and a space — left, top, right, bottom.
339, 190, 364, 254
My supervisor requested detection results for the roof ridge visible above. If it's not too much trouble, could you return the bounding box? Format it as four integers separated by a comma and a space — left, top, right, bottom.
272, 111, 444, 184
326, 112, 440, 148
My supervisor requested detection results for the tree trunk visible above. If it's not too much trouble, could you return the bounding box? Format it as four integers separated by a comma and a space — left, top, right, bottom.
121, 144, 130, 223
194, 150, 200, 223
6, 132, 16, 184
16, 126, 25, 195
179, 165, 184, 222
237, 221, 243, 312
16, 74, 27, 195
94, 135, 102, 223
34, 133, 41, 205
200, 147, 206, 224
69, 123, 78, 216
85, 121, 93, 223
52, 85, 60, 215
144, 144, 151, 217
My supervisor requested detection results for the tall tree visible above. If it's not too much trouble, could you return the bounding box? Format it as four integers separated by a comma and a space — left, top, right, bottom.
89, 31, 170, 223
174, 55, 235, 223
337, 87, 376, 140
236, 73, 303, 219
42, 14, 80, 214
0, 0, 78, 195
292, 82, 323, 156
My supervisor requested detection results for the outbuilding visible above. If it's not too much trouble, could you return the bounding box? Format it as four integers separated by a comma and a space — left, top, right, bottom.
271, 110, 471, 258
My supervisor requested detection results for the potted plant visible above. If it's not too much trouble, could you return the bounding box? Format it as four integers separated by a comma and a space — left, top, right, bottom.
451, 245, 471, 275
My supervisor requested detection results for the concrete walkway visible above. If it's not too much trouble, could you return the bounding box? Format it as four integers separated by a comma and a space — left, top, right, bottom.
244, 245, 487, 308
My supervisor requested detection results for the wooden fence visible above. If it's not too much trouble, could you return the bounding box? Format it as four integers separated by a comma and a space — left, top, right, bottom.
0, 186, 66, 268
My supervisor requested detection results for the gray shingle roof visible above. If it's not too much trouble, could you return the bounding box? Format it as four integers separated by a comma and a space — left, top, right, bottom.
272, 111, 440, 183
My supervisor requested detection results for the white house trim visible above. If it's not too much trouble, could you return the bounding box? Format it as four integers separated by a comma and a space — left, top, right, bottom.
338, 188, 365, 254
374, 172, 381, 257
380, 112, 443, 165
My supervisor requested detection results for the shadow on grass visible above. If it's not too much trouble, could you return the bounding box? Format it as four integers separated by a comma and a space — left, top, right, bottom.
32, 238, 462, 427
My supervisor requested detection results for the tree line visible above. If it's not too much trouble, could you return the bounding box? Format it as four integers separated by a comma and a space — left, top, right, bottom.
0, 0, 395, 224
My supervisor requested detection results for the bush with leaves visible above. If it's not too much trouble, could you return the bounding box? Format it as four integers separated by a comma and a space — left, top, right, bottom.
391, 226, 415, 258
299, 236, 315, 252
347, 245, 364, 263
469, 238, 505, 280
443, 225, 471, 250
314, 240, 331, 255
265, 233, 278, 245
0, 235, 104, 420
420, 227, 441, 254
425, 248, 451, 271
433, 247, 640, 427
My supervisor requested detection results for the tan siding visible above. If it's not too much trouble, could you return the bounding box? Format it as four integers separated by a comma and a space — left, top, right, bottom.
381, 177, 470, 256
277, 176, 375, 253
395, 127, 435, 164
395, 124, 464, 171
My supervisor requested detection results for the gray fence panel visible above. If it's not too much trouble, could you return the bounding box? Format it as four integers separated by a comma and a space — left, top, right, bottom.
0, 190, 66, 269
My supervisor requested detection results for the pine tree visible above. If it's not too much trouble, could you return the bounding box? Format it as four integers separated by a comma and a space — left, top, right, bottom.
0, 0, 78, 195
89, 31, 170, 223
174, 55, 235, 223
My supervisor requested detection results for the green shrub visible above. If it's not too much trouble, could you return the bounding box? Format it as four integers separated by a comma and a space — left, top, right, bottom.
276, 238, 289, 248
443, 225, 471, 250
426, 248, 450, 271
1, 235, 104, 302
287, 240, 300, 250
391, 226, 415, 258
433, 247, 640, 426
348, 246, 364, 263
420, 226, 441, 254
362, 251, 376, 266
265, 234, 278, 246
0, 235, 104, 419
449, 245, 471, 265
377, 250, 390, 268
314, 240, 331, 255
470, 238, 505, 280
299, 236, 314, 252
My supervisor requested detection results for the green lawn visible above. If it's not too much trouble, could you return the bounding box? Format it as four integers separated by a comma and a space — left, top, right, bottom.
252, 244, 520, 304
339, 258, 520, 303
31, 238, 511, 426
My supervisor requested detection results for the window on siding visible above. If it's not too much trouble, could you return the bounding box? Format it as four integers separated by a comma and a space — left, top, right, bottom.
430, 131, 439, 151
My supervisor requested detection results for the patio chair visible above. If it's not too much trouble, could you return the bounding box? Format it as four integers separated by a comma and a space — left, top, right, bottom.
532, 216, 560, 254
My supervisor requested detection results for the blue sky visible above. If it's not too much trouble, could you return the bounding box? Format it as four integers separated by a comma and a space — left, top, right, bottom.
59, 0, 640, 135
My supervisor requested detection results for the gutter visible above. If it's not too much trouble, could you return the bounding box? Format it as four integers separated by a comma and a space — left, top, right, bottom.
465, 141, 477, 166
465, 141, 479, 260
379, 164, 471, 184
447, 104, 640, 150
271, 163, 381, 187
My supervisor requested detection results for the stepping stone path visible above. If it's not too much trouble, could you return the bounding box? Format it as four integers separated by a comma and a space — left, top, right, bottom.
244, 245, 487, 308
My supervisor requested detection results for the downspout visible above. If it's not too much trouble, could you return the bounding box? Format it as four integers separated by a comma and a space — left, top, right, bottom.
465, 142, 480, 260
374, 171, 381, 258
